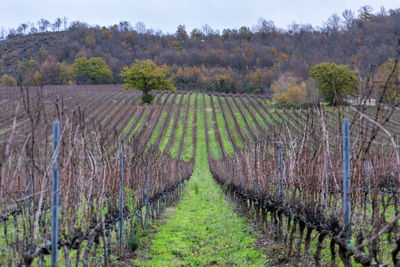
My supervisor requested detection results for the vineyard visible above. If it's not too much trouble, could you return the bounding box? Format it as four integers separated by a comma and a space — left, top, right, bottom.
0, 85, 399, 266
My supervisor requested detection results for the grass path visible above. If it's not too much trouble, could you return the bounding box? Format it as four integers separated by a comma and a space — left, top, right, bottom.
134, 95, 267, 266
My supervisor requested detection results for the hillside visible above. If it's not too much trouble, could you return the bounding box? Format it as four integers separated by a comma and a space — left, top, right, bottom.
1, 7, 400, 93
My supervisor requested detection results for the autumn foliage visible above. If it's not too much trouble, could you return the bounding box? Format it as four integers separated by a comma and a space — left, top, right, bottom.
271, 73, 306, 105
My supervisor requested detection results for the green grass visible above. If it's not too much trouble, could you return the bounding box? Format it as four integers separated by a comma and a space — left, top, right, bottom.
165, 94, 175, 105
128, 109, 148, 140
219, 97, 244, 148
204, 94, 223, 159
270, 109, 283, 124
235, 98, 259, 134
254, 102, 274, 124
146, 110, 168, 149
180, 94, 196, 162
168, 94, 188, 158
226, 97, 252, 141
121, 109, 140, 136
159, 94, 182, 153
134, 92, 267, 266
212, 96, 235, 156
0, 118, 29, 136
276, 109, 300, 133
242, 98, 269, 129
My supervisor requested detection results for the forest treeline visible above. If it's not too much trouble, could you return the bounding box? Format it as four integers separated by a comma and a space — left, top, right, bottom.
0, 5, 399, 95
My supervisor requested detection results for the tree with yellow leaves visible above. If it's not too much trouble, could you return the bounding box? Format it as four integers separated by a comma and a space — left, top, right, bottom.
375, 58, 400, 103
271, 73, 306, 105
0, 74, 17, 86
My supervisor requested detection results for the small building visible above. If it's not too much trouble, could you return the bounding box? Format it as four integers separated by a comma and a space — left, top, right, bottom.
343, 95, 376, 106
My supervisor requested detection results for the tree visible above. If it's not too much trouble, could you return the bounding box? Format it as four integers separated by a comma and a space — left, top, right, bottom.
239, 26, 252, 40
190, 28, 204, 40
254, 18, 275, 39
38, 18, 50, 32
32, 71, 42, 86
271, 72, 306, 105
375, 58, 400, 103
63, 17, 68, 30
310, 62, 359, 106
120, 59, 176, 103
342, 9, 355, 30
134, 22, 146, 34
358, 5, 373, 21
17, 23, 28, 34
53, 18, 62, 31
19, 59, 40, 85
118, 21, 132, 32
40, 58, 74, 85
73, 57, 113, 84
0, 74, 17, 86
29, 25, 38, 34
202, 24, 215, 36
175, 25, 188, 42
324, 14, 341, 32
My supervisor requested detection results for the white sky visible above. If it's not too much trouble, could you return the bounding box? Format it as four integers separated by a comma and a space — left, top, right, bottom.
1, 0, 399, 34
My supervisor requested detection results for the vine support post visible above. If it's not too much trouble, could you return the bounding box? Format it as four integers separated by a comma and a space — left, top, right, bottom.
51, 121, 60, 267
145, 157, 150, 226
342, 119, 351, 241
119, 149, 124, 252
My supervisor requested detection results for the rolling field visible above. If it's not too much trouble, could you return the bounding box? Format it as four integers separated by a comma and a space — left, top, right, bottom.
0, 85, 399, 266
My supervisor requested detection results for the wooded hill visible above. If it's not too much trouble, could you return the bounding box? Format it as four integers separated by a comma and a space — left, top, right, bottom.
1, 6, 399, 94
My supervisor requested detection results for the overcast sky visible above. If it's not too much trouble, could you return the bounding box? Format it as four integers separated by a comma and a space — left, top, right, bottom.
1, 0, 399, 34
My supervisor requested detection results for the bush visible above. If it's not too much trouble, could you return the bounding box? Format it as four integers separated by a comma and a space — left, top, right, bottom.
271, 73, 307, 105
0, 74, 17, 86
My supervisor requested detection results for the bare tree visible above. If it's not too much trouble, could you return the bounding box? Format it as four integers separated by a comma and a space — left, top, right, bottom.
0, 27, 5, 40
17, 23, 28, 34
358, 5, 373, 21
118, 21, 132, 32
342, 9, 355, 30
202, 24, 214, 36
29, 25, 38, 34
63, 17, 68, 30
324, 14, 341, 32
53, 18, 62, 31
135, 21, 146, 34
38, 18, 50, 32
253, 17, 275, 35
